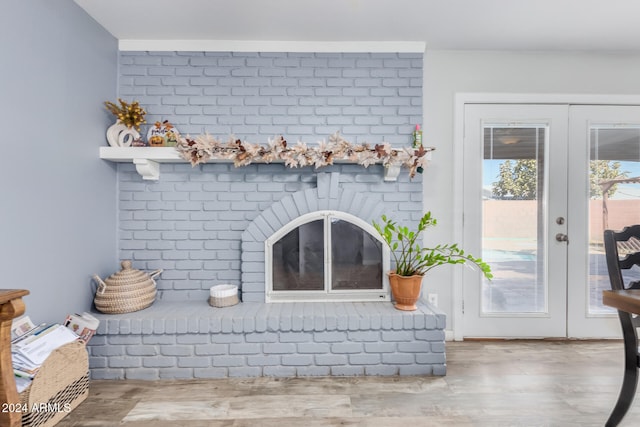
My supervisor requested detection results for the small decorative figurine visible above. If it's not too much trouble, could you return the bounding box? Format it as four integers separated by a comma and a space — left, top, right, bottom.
147, 120, 180, 147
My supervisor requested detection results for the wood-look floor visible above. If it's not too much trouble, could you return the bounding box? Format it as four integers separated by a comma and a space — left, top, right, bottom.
57, 341, 640, 426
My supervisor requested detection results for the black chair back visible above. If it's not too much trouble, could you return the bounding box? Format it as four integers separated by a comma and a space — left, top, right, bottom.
603, 225, 640, 427
604, 225, 640, 292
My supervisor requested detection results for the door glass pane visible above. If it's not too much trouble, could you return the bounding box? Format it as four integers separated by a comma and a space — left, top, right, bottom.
272, 220, 324, 291
482, 126, 547, 313
589, 127, 640, 314
330, 217, 383, 290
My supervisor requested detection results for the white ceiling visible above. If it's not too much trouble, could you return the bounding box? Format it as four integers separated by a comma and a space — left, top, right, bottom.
74, 0, 640, 51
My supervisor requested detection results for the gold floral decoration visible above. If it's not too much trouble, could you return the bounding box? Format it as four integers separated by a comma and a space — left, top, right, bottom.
175, 132, 434, 178
104, 98, 147, 131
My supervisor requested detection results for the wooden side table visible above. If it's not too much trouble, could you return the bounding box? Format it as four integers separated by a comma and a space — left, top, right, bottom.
0, 289, 29, 427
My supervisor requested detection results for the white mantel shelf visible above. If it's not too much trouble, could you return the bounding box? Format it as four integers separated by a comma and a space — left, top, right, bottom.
100, 147, 184, 163
100, 146, 407, 181
100, 147, 185, 180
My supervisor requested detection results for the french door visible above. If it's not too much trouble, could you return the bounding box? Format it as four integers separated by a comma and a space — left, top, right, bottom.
462, 103, 640, 338
568, 106, 640, 338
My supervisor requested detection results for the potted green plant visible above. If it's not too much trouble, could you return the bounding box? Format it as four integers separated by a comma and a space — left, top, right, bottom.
373, 212, 493, 311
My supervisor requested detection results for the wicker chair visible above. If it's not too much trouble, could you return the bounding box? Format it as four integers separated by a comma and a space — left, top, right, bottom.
604, 225, 640, 427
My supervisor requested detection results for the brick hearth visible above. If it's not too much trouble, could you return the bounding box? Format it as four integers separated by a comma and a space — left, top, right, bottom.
88, 300, 446, 379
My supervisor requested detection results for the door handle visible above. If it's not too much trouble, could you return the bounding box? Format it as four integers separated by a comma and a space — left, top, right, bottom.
556, 233, 569, 243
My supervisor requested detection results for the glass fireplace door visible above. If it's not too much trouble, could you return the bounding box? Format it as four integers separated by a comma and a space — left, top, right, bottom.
266, 211, 389, 302
272, 219, 324, 291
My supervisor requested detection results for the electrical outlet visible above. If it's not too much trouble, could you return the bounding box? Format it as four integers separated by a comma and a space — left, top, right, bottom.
427, 293, 438, 307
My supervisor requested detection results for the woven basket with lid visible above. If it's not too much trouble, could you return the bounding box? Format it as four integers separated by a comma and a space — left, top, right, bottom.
92, 260, 162, 314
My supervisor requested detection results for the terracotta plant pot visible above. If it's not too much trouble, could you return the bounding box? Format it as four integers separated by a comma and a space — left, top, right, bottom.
388, 271, 423, 311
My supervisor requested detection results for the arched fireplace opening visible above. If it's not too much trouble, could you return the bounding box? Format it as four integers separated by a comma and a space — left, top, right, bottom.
265, 210, 390, 302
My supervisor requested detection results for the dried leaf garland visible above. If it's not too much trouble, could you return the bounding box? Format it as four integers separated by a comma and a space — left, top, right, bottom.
175, 132, 434, 178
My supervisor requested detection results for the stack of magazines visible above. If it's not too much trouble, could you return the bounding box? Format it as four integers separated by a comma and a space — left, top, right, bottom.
11, 313, 99, 393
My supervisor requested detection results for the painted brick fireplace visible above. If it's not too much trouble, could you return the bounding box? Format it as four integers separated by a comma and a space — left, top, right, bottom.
86, 50, 446, 379
87, 163, 446, 379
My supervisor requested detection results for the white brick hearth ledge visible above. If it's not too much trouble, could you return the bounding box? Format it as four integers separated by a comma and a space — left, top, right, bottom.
87, 299, 446, 379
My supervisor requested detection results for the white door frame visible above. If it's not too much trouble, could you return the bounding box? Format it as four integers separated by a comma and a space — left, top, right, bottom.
452, 93, 640, 341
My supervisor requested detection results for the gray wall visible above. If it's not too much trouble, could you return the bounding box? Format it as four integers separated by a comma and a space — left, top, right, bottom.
0, 0, 118, 323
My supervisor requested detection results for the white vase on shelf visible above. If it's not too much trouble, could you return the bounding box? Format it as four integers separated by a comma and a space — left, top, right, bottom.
106, 121, 140, 147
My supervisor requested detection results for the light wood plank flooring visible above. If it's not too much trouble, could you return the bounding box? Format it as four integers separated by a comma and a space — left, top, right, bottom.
57, 341, 640, 426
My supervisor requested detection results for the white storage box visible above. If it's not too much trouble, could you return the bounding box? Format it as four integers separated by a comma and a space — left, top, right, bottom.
208, 284, 239, 308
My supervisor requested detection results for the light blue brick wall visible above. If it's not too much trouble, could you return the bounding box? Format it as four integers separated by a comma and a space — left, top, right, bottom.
118, 166, 422, 302
119, 51, 422, 145
117, 50, 424, 302
101, 50, 440, 380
